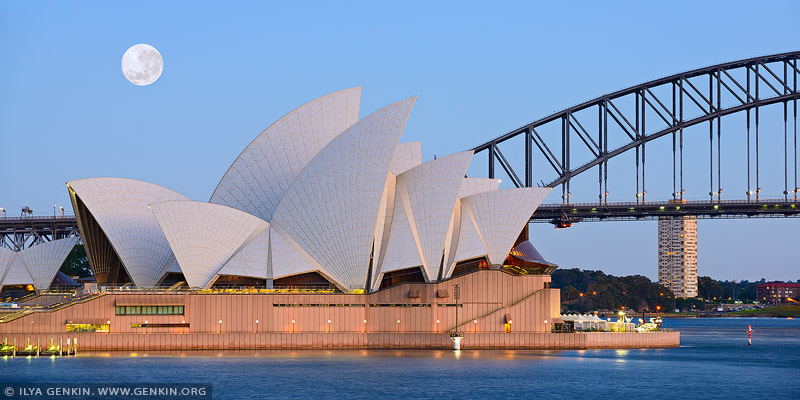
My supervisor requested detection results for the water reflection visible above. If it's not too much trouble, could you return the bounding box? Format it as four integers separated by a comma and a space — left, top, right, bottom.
2, 318, 797, 399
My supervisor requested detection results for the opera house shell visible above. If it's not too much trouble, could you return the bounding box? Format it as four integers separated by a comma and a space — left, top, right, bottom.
0, 237, 80, 292
67, 88, 552, 293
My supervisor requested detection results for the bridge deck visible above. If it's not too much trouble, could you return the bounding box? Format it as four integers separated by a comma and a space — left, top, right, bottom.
532, 199, 800, 224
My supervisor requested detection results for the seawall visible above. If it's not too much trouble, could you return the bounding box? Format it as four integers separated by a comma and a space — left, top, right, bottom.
0, 331, 679, 350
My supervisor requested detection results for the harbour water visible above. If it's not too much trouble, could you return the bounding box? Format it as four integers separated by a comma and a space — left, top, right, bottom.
1, 318, 798, 399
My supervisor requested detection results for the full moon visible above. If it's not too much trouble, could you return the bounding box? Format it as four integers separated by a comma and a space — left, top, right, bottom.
121, 44, 163, 86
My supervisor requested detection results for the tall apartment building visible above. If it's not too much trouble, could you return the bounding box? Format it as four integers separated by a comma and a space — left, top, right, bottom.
658, 211, 698, 298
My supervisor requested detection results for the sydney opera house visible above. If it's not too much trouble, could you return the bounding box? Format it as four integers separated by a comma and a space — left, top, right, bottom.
0, 88, 678, 349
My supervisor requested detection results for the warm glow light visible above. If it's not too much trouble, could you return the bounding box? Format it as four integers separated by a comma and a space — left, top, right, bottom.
396, 320, 400, 324
363, 320, 367, 324
328, 320, 331, 323
473, 320, 477, 324
181, 320, 185, 324
144, 320, 148, 324
436, 320, 440, 323
218, 320, 222, 324
544, 320, 548, 324
292, 320, 295, 324
255, 320, 259, 324
106, 320, 111, 324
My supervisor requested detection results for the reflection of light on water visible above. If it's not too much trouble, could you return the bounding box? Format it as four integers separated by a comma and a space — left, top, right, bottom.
615, 349, 629, 357
129, 353, 138, 357
454, 350, 461, 359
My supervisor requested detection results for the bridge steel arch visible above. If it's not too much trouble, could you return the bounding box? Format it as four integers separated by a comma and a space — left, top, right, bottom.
471, 51, 800, 204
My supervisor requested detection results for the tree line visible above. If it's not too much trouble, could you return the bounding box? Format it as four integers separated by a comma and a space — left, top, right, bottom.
551, 268, 798, 313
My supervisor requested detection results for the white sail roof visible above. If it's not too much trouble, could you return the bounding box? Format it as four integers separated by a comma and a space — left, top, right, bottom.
390, 142, 422, 175
217, 226, 270, 279
369, 173, 396, 289
17, 237, 79, 291
271, 97, 416, 289
460, 187, 551, 266
451, 204, 488, 264
1, 256, 33, 287
210, 88, 362, 222
149, 201, 269, 288
67, 178, 190, 287
269, 225, 333, 282
458, 177, 500, 198
0, 248, 18, 287
394, 151, 473, 280
374, 188, 424, 282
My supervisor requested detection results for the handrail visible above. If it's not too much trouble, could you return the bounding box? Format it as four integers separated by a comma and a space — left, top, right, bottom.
539, 198, 800, 208
0, 215, 76, 221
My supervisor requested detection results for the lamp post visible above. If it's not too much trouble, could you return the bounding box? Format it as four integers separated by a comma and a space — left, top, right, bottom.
218, 320, 222, 334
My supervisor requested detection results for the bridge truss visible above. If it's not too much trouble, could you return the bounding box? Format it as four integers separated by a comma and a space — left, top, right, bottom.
472, 51, 800, 216
0, 216, 80, 251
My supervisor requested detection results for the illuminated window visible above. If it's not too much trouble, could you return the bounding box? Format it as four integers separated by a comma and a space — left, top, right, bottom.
66, 323, 109, 333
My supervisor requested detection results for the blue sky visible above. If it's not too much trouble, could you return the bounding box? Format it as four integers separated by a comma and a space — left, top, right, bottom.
1, 1, 798, 281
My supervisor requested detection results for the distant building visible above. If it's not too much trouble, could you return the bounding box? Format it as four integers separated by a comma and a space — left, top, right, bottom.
658, 208, 698, 298
757, 282, 800, 304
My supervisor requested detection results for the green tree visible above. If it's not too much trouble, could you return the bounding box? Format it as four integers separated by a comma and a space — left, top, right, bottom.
698, 276, 723, 300
59, 244, 92, 278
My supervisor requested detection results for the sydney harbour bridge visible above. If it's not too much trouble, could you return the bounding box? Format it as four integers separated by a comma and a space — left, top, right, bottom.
1, 51, 799, 250
471, 51, 799, 227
